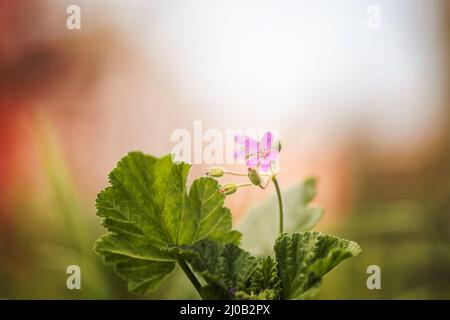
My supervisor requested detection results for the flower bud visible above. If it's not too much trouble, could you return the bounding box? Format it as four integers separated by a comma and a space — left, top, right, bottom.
206, 167, 225, 177
274, 141, 282, 152
247, 168, 262, 186
220, 183, 237, 195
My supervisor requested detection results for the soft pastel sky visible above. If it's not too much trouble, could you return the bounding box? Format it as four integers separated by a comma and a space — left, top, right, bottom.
2, 0, 448, 221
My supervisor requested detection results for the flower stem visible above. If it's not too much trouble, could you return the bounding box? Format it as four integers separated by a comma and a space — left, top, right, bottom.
272, 176, 284, 234
178, 259, 203, 299
237, 183, 253, 188
224, 170, 272, 177
224, 170, 247, 176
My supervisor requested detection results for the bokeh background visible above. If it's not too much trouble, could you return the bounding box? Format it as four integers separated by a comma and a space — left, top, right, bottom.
0, 0, 449, 299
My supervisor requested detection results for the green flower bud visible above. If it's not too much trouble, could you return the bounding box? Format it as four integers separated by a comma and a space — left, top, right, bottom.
220, 183, 237, 195
274, 141, 282, 152
206, 167, 225, 177
248, 168, 262, 186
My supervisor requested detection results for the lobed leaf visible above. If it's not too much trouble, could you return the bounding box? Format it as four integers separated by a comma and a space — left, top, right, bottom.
171, 239, 258, 299
94, 152, 240, 294
274, 231, 361, 299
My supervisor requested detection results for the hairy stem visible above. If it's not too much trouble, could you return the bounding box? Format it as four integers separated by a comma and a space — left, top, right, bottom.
272, 176, 284, 234
178, 259, 203, 299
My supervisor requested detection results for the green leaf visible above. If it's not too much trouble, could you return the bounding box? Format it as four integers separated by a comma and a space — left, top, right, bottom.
232, 256, 282, 300
248, 256, 281, 298
175, 241, 282, 300
239, 178, 323, 255
94, 152, 240, 294
95, 237, 175, 294
275, 231, 361, 299
183, 177, 241, 245
174, 240, 257, 299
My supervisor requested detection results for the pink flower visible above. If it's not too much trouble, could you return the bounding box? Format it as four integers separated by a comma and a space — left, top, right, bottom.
234, 132, 279, 172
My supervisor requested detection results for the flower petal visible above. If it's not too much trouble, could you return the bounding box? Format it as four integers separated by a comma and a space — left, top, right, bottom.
245, 138, 259, 155
267, 150, 279, 161
246, 155, 259, 168
261, 132, 274, 150
260, 158, 272, 172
